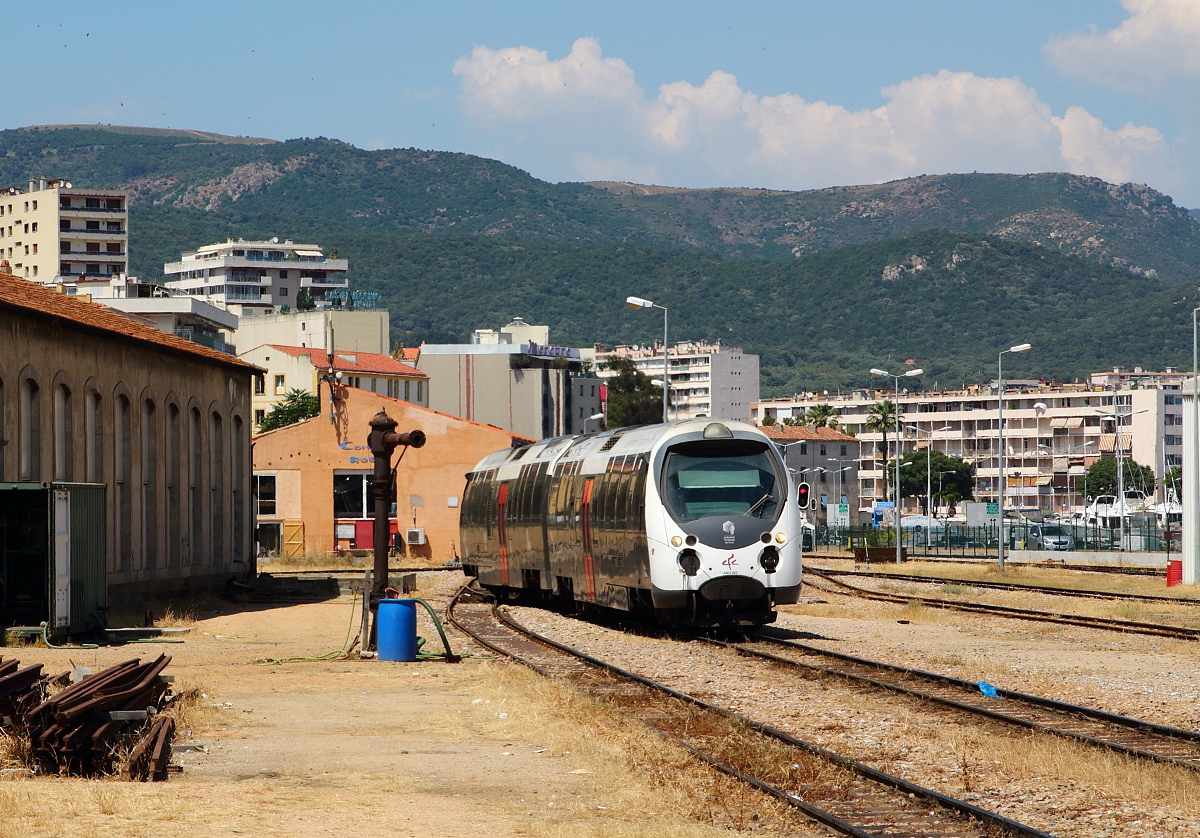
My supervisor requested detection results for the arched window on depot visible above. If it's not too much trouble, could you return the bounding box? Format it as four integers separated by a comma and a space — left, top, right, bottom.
19, 376, 41, 480
85, 389, 103, 483
54, 383, 73, 482
141, 398, 158, 570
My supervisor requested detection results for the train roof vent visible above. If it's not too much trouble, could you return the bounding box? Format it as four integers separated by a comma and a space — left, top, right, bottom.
510, 445, 531, 461
599, 434, 624, 452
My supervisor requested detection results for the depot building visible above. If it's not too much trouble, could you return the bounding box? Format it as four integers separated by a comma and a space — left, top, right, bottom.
252, 388, 530, 561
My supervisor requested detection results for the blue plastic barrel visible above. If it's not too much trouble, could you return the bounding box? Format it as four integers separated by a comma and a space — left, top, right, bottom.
377, 599, 417, 662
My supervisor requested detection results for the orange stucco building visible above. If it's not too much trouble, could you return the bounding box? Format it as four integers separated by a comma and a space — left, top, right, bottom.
252, 387, 530, 561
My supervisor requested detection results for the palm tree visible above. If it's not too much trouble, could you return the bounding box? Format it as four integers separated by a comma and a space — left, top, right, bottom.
804, 404, 839, 429
865, 399, 897, 466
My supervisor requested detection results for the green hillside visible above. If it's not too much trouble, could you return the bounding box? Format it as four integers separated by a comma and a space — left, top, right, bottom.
3, 125, 1198, 395
324, 228, 1190, 395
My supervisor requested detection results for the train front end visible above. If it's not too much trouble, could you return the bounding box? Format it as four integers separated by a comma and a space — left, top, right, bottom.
646, 420, 802, 628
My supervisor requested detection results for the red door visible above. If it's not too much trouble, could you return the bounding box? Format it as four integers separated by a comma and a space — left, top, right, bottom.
580, 478, 596, 601
353, 519, 373, 550
496, 483, 510, 586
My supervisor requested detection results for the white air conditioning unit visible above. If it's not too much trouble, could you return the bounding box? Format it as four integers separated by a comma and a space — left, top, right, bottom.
405, 528, 426, 546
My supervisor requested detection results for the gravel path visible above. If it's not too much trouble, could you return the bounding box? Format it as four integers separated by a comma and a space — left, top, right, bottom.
507, 586, 1200, 838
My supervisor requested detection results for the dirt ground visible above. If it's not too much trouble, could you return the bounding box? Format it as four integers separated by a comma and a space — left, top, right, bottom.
0, 572, 638, 838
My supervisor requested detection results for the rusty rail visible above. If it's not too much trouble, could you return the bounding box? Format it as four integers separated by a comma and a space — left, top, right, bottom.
0, 655, 179, 780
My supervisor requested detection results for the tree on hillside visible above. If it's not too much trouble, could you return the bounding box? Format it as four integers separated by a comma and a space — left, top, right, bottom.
1074, 456, 1155, 501
258, 389, 319, 433
602, 358, 663, 428
891, 450, 974, 516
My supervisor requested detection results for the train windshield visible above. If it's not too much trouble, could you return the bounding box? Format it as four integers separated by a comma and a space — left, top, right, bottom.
661, 440, 784, 523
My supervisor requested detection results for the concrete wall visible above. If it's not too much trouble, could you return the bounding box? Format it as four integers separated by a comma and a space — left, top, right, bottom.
235, 309, 388, 354
418, 352, 599, 440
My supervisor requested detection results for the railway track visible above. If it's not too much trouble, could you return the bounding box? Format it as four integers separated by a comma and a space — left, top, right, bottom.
811, 566, 1200, 606
715, 631, 1200, 773
806, 569, 1200, 641
447, 585, 1052, 838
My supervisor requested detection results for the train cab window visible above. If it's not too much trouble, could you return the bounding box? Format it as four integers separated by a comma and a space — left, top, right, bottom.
661, 440, 784, 523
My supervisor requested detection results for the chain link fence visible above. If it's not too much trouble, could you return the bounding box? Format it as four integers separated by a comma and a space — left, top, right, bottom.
812, 522, 1180, 558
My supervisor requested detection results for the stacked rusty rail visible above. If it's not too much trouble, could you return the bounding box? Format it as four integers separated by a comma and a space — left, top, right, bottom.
0, 654, 179, 780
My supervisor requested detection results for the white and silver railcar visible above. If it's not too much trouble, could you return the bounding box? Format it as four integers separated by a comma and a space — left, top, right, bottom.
460, 419, 802, 628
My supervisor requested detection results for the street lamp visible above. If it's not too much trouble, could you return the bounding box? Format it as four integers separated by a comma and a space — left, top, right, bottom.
625, 296, 669, 423
997, 342, 1031, 570
827, 458, 852, 502
870, 367, 924, 562
906, 424, 953, 548
1034, 402, 1048, 516
585, 412, 605, 434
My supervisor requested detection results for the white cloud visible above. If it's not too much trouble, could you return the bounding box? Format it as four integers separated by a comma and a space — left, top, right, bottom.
1045, 0, 1200, 90
452, 37, 640, 120
452, 40, 1179, 201
1055, 106, 1173, 186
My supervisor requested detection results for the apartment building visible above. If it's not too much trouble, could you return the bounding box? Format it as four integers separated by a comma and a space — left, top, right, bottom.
0, 178, 127, 284
163, 238, 350, 316
753, 369, 1185, 518
415, 319, 602, 441
233, 307, 390, 356
761, 425, 860, 525
596, 341, 758, 422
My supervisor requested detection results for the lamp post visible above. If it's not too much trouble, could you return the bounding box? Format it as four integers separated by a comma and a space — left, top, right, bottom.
626, 296, 669, 423
1034, 402, 1048, 516
997, 343, 1031, 570
870, 367, 924, 563
585, 412, 605, 434
827, 458, 852, 503
906, 424, 953, 548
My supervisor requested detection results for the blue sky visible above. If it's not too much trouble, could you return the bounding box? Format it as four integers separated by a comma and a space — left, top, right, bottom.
9, 1, 1200, 206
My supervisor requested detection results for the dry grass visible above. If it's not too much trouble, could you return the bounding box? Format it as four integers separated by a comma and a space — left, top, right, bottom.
933, 725, 1200, 810
0, 780, 190, 837
828, 687, 1200, 814
457, 662, 826, 837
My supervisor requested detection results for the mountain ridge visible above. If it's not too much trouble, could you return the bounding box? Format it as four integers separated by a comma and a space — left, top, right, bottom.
3, 124, 1199, 395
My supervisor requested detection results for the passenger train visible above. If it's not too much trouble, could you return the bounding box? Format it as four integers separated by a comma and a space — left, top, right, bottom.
460, 419, 803, 628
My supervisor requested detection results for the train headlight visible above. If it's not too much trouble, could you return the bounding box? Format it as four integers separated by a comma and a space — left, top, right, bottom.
677, 549, 700, 576
774, 532, 787, 544
759, 545, 780, 573
685, 534, 697, 546
670, 535, 683, 547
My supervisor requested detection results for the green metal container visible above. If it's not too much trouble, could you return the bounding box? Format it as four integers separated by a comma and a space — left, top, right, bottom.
0, 482, 107, 638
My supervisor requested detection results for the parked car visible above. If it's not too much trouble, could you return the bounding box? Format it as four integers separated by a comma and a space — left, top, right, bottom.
1027, 524, 1075, 551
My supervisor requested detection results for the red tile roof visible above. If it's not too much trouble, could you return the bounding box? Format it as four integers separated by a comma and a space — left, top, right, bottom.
262, 345, 426, 378
0, 272, 258, 371
761, 424, 855, 442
